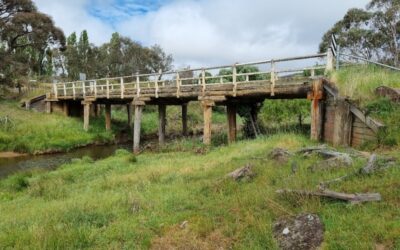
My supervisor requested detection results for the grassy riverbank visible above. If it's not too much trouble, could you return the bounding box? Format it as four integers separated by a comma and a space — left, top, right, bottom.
0, 100, 230, 154
0, 134, 399, 249
0, 101, 115, 154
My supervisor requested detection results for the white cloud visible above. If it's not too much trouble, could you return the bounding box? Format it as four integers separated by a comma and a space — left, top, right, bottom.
117, 0, 369, 68
33, 0, 369, 68
33, 0, 114, 44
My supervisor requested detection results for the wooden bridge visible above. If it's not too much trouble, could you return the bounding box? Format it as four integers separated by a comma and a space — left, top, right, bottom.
45, 51, 383, 153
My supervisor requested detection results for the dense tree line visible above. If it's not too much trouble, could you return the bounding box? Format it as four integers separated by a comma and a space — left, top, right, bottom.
320, 0, 400, 66
61, 31, 173, 80
0, 0, 172, 88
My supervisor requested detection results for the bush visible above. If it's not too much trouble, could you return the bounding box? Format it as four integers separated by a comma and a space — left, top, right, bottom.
2, 172, 31, 192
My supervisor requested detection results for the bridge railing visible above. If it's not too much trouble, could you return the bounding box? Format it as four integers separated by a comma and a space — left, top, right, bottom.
52, 53, 330, 99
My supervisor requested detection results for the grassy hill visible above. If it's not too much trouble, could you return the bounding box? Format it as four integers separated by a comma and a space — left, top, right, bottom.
0, 101, 114, 154
0, 134, 399, 249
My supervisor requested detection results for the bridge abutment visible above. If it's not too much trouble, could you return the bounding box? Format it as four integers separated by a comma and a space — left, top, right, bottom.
332, 100, 353, 147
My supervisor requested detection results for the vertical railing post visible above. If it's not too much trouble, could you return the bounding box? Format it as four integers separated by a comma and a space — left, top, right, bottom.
136, 73, 140, 97
271, 60, 276, 96
94, 80, 97, 98
176, 72, 181, 98
336, 45, 340, 70
120, 77, 124, 99
201, 69, 206, 95
155, 69, 161, 98
232, 64, 237, 97
72, 82, 76, 100
53, 84, 58, 99
106, 79, 110, 99
82, 81, 86, 98
63, 83, 66, 96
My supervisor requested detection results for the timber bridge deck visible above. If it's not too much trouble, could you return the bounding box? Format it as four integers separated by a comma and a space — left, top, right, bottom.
45, 52, 383, 153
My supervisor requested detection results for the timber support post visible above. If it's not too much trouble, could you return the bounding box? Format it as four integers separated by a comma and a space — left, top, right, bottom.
182, 103, 188, 136
105, 103, 111, 131
82, 101, 92, 131
133, 101, 145, 154
158, 104, 166, 145
202, 100, 214, 145
332, 99, 353, 146
309, 79, 324, 141
227, 104, 237, 143
45, 101, 52, 114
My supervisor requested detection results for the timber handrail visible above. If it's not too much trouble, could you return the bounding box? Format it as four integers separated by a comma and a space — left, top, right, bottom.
51, 52, 330, 99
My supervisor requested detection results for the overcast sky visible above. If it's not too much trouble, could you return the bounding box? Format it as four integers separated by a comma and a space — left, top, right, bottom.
33, 0, 369, 68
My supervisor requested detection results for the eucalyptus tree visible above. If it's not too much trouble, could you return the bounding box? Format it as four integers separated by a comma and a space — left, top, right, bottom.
0, 0, 65, 84
320, 0, 400, 66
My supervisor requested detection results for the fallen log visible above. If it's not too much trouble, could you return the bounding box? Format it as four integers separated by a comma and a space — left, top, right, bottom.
276, 188, 381, 204
296, 145, 328, 154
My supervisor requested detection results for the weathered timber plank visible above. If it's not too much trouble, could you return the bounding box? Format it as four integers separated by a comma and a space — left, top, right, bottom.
352, 127, 377, 137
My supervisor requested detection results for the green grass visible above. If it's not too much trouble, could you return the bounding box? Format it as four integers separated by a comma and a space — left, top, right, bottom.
0, 101, 114, 154
0, 134, 398, 249
332, 64, 400, 104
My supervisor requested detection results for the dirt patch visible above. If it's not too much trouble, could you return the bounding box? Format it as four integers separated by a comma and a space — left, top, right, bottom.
151, 225, 231, 250
273, 213, 324, 250
0, 151, 28, 158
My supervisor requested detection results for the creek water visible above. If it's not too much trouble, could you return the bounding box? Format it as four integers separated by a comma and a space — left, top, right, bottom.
0, 143, 131, 179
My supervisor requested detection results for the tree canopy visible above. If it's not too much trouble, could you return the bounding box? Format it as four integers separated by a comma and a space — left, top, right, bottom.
0, 0, 65, 85
320, 0, 400, 66
61, 31, 173, 80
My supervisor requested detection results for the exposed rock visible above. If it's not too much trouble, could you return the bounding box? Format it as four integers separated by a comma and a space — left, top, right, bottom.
273, 213, 324, 250
296, 145, 328, 155
309, 155, 353, 172
291, 161, 298, 174
269, 148, 293, 163
227, 164, 255, 181
320, 154, 397, 188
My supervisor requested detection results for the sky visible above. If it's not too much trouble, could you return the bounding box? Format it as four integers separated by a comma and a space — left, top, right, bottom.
33, 0, 369, 69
